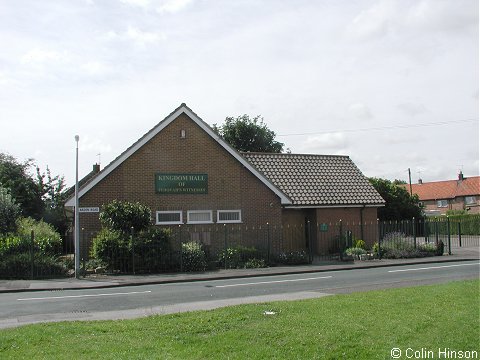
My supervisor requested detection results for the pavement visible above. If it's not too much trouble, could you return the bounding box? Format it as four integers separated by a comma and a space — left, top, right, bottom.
1, 248, 478, 294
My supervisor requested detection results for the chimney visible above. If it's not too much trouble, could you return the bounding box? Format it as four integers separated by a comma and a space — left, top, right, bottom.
93, 163, 100, 174
458, 171, 464, 181
418, 179, 423, 184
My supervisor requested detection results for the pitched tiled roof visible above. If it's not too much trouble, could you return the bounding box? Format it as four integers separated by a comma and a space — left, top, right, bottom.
242, 152, 385, 207
402, 176, 480, 201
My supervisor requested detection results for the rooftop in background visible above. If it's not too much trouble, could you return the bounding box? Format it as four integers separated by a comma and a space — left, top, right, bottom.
242, 152, 385, 207
402, 173, 480, 201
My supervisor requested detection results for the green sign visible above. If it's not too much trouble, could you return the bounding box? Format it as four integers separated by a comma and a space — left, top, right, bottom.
319, 223, 329, 232
155, 173, 208, 194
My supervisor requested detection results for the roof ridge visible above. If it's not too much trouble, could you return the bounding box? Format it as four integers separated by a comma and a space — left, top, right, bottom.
242, 152, 350, 158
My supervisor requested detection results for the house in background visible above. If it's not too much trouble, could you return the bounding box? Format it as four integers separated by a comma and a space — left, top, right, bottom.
65, 103, 384, 256
402, 173, 480, 216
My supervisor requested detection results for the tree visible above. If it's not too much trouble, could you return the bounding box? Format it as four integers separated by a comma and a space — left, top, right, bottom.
36, 166, 69, 235
99, 200, 151, 234
213, 115, 284, 153
369, 177, 423, 221
0, 153, 43, 219
0, 186, 21, 234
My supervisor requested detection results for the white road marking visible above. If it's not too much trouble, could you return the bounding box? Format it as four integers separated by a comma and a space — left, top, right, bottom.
215, 276, 333, 288
388, 262, 480, 273
17, 290, 151, 301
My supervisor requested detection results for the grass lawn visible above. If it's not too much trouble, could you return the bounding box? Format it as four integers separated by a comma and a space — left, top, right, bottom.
1, 280, 479, 359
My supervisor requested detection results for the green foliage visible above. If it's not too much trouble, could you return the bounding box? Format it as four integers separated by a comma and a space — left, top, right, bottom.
369, 177, 423, 221
380, 231, 441, 259
16, 217, 62, 255
0, 153, 44, 219
0, 186, 21, 234
99, 200, 152, 234
244, 258, 267, 268
435, 215, 480, 235
213, 114, 284, 153
181, 241, 207, 272
353, 239, 366, 249
345, 247, 367, 256
90, 228, 128, 269
0, 252, 67, 279
277, 250, 310, 265
218, 245, 265, 269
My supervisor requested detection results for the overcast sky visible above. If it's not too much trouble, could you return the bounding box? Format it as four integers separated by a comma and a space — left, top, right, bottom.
0, 0, 478, 187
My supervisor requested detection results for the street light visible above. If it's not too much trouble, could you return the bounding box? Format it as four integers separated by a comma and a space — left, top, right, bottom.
74, 135, 80, 278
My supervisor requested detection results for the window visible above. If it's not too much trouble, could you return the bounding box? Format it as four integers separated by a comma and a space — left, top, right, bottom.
156, 211, 182, 225
437, 200, 448, 208
187, 210, 213, 224
217, 210, 242, 223
465, 196, 476, 205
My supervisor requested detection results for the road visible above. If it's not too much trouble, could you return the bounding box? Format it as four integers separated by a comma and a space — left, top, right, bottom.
0, 261, 478, 329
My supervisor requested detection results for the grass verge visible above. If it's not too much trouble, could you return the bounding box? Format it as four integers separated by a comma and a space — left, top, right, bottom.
1, 280, 479, 359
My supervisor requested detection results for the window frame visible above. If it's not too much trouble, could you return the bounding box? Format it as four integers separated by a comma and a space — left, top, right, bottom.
437, 199, 448, 208
465, 196, 476, 205
187, 210, 213, 224
155, 211, 183, 225
217, 210, 242, 224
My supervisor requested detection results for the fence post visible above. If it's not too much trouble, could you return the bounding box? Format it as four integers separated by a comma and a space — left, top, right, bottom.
266, 222, 271, 265
30, 230, 35, 280
131, 227, 135, 275
447, 216, 452, 255
458, 222, 462, 247
377, 219, 382, 259
81, 228, 86, 277
435, 220, 439, 245
224, 224, 227, 269
179, 225, 183, 272
412, 218, 416, 249
338, 220, 343, 259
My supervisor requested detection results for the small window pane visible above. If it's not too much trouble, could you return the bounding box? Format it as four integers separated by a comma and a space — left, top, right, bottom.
156, 211, 182, 225
218, 210, 242, 223
465, 196, 476, 205
188, 211, 212, 224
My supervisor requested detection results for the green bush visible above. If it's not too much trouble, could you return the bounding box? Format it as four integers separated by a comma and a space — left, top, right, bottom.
16, 217, 62, 255
91, 228, 129, 271
0, 235, 31, 256
0, 186, 20, 234
345, 247, 367, 256
244, 258, 267, 268
218, 246, 264, 269
435, 241, 445, 256
99, 200, 151, 234
182, 241, 207, 272
0, 252, 67, 279
354, 239, 366, 249
277, 250, 310, 265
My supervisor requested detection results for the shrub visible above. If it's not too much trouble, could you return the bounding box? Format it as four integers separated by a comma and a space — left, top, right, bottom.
99, 200, 151, 234
16, 217, 62, 255
91, 228, 129, 271
244, 258, 267, 268
132, 227, 175, 272
354, 239, 366, 249
345, 247, 367, 256
435, 241, 445, 256
182, 241, 207, 272
0, 252, 67, 279
0, 186, 20, 235
277, 250, 310, 265
218, 246, 264, 269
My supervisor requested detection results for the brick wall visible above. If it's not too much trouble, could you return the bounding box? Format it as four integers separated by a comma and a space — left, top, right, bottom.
78, 113, 282, 253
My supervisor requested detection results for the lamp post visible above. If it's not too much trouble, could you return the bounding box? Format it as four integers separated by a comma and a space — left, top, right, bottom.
74, 135, 80, 279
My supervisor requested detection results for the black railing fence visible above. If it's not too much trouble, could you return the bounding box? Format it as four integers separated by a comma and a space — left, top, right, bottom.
1, 216, 478, 279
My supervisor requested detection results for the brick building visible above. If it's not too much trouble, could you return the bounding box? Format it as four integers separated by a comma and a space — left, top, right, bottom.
402, 174, 480, 216
65, 104, 384, 256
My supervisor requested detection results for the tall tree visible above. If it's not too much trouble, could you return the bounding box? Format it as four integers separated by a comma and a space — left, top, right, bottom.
0, 153, 43, 219
0, 186, 21, 234
213, 115, 284, 153
369, 177, 423, 221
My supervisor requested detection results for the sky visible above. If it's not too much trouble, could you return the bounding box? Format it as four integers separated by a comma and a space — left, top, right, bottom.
0, 0, 478, 187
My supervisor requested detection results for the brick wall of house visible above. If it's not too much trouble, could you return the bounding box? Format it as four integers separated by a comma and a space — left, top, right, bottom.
423, 198, 480, 216
78, 113, 283, 254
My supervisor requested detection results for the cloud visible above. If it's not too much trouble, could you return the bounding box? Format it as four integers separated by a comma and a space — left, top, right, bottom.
156, 0, 192, 14
81, 61, 112, 76
349, 103, 374, 121
298, 133, 349, 155
119, 0, 151, 8
397, 102, 427, 117
103, 26, 166, 46
345, 0, 394, 40
20, 48, 69, 65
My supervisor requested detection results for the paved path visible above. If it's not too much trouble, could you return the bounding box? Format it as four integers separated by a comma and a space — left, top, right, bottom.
1, 250, 478, 293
